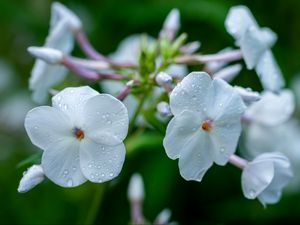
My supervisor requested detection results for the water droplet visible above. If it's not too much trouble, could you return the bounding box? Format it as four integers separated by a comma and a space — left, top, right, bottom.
220, 147, 225, 153
63, 170, 69, 175
88, 163, 92, 168
34, 126, 38, 130
72, 167, 77, 171
109, 173, 114, 177
203, 107, 207, 112
101, 173, 105, 177
249, 189, 256, 198
63, 104, 68, 110
58, 103, 62, 108
57, 96, 61, 101
91, 174, 95, 179
67, 179, 73, 187
219, 103, 223, 107
107, 120, 112, 124
101, 146, 105, 150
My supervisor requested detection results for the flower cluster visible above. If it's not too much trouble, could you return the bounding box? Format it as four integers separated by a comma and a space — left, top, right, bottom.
19, 2, 297, 215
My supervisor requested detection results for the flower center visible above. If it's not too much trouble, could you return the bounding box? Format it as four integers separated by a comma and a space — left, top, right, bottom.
74, 127, 85, 141
201, 119, 212, 131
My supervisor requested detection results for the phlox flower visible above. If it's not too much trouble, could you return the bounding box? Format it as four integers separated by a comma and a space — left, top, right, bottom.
225, 5, 284, 92
25, 86, 128, 187
163, 72, 246, 181
242, 152, 293, 206
29, 2, 81, 103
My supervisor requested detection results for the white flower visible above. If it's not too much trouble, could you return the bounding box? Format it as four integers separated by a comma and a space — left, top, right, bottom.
128, 173, 145, 202
244, 90, 294, 126
242, 152, 293, 205
225, 5, 284, 91
28, 47, 64, 64
29, 2, 81, 103
18, 165, 45, 193
163, 72, 246, 181
24, 86, 129, 187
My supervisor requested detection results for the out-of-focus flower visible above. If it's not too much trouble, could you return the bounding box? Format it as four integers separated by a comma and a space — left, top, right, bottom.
128, 173, 145, 202
225, 5, 284, 92
233, 86, 261, 104
244, 90, 294, 126
157, 101, 172, 118
25, 86, 128, 187
163, 72, 246, 181
28, 47, 64, 64
29, 2, 82, 103
18, 165, 45, 193
242, 152, 293, 206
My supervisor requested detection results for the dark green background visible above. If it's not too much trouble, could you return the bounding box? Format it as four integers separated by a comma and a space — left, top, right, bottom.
1, 0, 300, 224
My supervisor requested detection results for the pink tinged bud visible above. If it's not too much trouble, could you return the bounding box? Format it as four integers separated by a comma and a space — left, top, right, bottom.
157, 101, 172, 117
28, 47, 63, 64
128, 173, 145, 202
155, 72, 173, 86
180, 41, 201, 54
234, 86, 261, 103
213, 64, 242, 82
160, 9, 180, 40
18, 165, 45, 193
154, 208, 172, 225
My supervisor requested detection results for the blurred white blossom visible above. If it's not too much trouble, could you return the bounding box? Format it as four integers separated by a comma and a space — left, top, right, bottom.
18, 165, 45, 193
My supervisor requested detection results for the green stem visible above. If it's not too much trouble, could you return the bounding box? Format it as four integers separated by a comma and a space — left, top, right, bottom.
84, 184, 107, 225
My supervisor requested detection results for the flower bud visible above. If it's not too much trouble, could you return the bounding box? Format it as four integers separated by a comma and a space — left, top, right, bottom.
155, 72, 172, 87
18, 165, 44, 193
157, 101, 172, 117
213, 64, 242, 82
154, 208, 172, 225
160, 9, 180, 40
180, 41, 201, 54
234, 86, 261, 103
28, 47, 64, 64
128, 173, 144, 202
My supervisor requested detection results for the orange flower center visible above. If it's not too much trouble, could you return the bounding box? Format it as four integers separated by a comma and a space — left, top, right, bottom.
74, 127, 85, 141
201, 120, 212, 131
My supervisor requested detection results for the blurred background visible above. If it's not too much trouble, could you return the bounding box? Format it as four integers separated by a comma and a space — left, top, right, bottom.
1, 0, 300, 224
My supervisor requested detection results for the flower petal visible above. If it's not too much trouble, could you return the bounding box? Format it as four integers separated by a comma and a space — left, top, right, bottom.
245, 90, 294, 126
178, 130, 213, 182
255, 50, 284, 92
240, 27, 276, 69
52, 86, 99, 125
42, 139, 86, 187
170, 72, 211, 116
25, 106, 72, 150
83, 94, 129, 145
79, 139, 125, 183
163, 110, 204, 160
225, 5, 258, 41
207, 78, 246, 121
29, 60, 67, 104
242, 160, 274, 199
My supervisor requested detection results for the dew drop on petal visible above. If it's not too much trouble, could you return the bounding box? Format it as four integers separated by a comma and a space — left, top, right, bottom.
220, 147, 225, 153
67, 179, 73, 187
249, 189, 256, 198
109, 172, 114, 177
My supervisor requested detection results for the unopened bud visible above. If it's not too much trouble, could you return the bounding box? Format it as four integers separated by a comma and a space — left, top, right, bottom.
155, 72, 172, 86
180, 41, 201, 54
154, 208, 172, 225
234, 86, 261, 103
128, 173, 144, 202
213, 64, 242, 82
160, 9, 180, 40
157, 101, 172, 117
18, 165, 44, 193
52, 2, 82, 31
28, 47, 63, 64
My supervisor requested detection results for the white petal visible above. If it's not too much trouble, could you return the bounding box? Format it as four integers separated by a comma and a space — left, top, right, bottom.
207, 78, 246, 121
29, 60, 67, 104
240, 27, 276, 69
245, 90, 294, 126
83, 94, 129, 145
178, 130, 213, 182
242, 160, 274, 199
209, 121, 242, 165
25, 106, 73, 150
42, 139, 86, 187
52, 86, 99, 125
225, 5, 258, 41
163, 110, 204, 160
47, 16, 74, 54
79, 139, 125, 183
255, 50, 285, 92
51, 2, 82, 31
170, 72, 211, 116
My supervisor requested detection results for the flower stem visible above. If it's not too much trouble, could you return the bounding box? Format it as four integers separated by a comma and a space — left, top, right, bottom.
84, 184, 107, 225
229, 154, 248, 170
